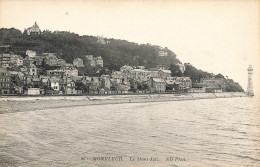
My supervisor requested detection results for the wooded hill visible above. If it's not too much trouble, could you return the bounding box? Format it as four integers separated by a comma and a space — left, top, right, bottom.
0, 28, 244, 92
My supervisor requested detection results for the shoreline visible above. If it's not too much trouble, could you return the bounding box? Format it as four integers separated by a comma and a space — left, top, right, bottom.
0, 92, 248, 114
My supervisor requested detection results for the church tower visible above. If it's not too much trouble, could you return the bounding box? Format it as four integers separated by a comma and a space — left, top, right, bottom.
247, 65, 254, 96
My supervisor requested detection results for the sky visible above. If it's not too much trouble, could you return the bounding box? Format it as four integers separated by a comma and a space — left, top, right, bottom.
0, 0, 259, 94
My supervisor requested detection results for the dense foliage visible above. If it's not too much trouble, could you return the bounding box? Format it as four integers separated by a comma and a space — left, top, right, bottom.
0, 28, 180, 70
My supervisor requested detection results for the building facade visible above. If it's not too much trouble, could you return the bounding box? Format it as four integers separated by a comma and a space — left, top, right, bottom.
0, 68, 11, 94
73, 58, 84, 67
0, 53, 11, 68
25, 22, 41, 35
148, 77, 166, 93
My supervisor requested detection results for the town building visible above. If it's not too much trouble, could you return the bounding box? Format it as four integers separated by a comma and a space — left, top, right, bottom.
73, 58, 84, 67
40, 75, 50, 86
200, 77, 224, 93
158, 70, 171, 79
63, 78, 77, 94
10, 54, 23, 67
86, 55, 104, 67
95, 56, 103, 67
60, 66, 78, 77
0, 53, 11, 68
23, 57, 35, 66
48, 77, 60, 92
27, 64, 38, 76
147, 77, 166, 93
43, 53, 66, 66
0, 68, 11, 94
24, 88, 41, 95
175, 77, 192, 92
101, 77, 111, 91
47, 69, 65, 77
130, 69, 151, 82
26, 50, 37, 58
25, 22, 41, 35
34, 56, 44, 66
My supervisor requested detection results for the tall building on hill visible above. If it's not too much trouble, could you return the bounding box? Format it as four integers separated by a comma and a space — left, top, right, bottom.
25, 22, 41, 35
247, 65, 254, 96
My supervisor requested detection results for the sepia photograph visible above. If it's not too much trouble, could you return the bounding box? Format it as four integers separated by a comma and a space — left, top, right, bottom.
0, 0, 259, 166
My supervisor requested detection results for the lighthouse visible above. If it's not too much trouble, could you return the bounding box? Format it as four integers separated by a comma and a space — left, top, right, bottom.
247, 65, 254, 96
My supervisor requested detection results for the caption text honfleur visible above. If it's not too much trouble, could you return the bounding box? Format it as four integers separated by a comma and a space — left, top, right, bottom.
81, 156, 186, 162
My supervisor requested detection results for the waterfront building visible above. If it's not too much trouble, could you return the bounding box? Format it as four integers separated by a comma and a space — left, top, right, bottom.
13, 72, 26, 88
101, 77, 111, 91
25, 22, 41, 35
40, 75, 50, 86
147, 77, 167, 93
73, 58, 84, 68
14, 85, 23, 94
24, 88, 41, 95
63, 78, 77, 94
0, 68, 11, 94
175, 77, 192, 92
247, 65, 254, 96
48, 77, 60, 92
200, 77, 223, 93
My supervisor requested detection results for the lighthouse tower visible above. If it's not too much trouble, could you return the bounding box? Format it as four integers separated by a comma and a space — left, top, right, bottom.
247, 65, 254, 96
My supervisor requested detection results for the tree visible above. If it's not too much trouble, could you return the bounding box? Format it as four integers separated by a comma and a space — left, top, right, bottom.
169, 63, 182, 77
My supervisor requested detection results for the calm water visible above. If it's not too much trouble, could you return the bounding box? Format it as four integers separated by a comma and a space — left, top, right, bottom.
0, 97, 259, 167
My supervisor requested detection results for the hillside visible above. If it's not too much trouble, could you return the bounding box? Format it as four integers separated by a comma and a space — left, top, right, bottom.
0, 28, 180, 70
0, 28, 244, 92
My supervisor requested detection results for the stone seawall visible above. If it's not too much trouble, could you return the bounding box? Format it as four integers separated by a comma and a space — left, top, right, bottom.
0, 92, 248, 114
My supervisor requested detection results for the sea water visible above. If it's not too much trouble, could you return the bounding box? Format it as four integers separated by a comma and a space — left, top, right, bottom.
0, 97, 259, 167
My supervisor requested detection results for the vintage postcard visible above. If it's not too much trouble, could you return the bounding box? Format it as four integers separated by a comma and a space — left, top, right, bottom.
0, 0, 259, 167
